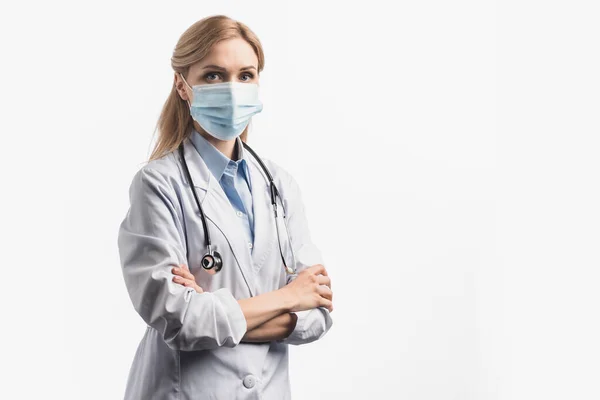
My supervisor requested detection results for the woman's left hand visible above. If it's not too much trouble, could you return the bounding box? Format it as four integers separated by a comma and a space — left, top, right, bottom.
172, 264, 204, 293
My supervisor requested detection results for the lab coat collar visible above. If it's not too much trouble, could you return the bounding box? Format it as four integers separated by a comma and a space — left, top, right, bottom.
181, 135, 250, 189
189, 129, 250, 183
177, 137, 276, 296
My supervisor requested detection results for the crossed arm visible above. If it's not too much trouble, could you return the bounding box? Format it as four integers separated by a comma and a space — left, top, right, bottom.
241, 312, 298, 343
171, 264, 299, 343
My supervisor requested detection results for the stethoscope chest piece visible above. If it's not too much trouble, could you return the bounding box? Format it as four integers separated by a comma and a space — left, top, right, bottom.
201, 249, 223, 275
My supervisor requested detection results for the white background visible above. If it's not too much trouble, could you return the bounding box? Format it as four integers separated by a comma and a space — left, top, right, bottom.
1, 1, 599, 399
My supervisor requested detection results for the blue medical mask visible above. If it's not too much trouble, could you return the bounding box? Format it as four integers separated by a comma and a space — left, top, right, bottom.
180, 73, 263, 141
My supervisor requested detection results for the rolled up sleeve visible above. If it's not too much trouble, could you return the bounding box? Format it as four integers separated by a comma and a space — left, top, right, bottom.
118, 167, 247, 351
280, 300, 333, 345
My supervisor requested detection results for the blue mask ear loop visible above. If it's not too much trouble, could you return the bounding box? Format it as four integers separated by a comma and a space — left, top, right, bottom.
179, 72, 193, 108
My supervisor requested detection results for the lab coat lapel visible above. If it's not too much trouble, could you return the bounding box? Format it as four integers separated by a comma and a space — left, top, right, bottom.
246, 156, 277, 273
180, 138, 258, 297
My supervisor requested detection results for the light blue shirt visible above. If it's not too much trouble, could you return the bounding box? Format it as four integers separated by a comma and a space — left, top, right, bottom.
190, 129, 255, 252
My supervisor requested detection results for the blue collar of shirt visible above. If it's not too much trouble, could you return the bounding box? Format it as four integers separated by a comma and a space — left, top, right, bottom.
190, 129, 251, 182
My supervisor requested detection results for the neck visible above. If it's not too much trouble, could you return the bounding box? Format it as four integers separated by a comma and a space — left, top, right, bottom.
194, 122, 237, 160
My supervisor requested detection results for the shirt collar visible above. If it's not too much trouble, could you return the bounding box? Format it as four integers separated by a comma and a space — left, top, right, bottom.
189, 129, 250, 182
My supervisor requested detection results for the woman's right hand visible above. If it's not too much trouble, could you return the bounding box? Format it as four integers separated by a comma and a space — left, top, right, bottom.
282, 264, 333, 313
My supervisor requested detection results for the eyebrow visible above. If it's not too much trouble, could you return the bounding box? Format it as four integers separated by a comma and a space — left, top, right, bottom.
201, 64, 257, 72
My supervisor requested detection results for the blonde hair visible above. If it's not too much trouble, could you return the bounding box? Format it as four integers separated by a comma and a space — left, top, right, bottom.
148, 15, 265, 161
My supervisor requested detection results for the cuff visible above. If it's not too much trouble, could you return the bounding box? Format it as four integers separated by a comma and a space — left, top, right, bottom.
212, 288, 248, 340
278, 307, 332, 345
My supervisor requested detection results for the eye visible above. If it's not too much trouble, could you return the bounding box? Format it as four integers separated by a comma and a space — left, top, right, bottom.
204, 72, 221, 82
240, 72, 255, 82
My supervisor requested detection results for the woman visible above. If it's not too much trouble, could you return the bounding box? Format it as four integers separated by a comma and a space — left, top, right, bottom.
117, 15, 334, 400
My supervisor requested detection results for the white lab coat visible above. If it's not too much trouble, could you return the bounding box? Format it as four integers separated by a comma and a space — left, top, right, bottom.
117, 136, 333, 400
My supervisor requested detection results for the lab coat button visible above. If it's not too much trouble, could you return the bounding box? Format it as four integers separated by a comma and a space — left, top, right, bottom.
243, 374, 256, 389
236, 211, 244, 217
248, 243, 253, 249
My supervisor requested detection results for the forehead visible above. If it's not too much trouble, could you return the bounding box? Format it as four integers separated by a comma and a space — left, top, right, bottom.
192, 37, 258, 71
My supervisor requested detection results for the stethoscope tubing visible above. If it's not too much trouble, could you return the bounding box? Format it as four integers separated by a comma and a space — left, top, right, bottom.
178, 139, 297, 275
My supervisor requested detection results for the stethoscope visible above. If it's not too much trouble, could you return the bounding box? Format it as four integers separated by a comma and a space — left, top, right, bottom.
178, 140, 297, 276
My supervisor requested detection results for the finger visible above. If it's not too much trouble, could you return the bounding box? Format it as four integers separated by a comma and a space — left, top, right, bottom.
310, 264, 328, 276
319, 297, 333, 313
180, 269, 196, 281
317, 285, 333, 301
173, 276, 197, 289
173, 275, 189, 285
173, 274, 205, 294
172, 266, 196, 281
317, 275, 331, 288
180, 263, 189, 271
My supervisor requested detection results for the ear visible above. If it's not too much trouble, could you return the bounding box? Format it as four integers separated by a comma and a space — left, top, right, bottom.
174, 72, 189, 101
